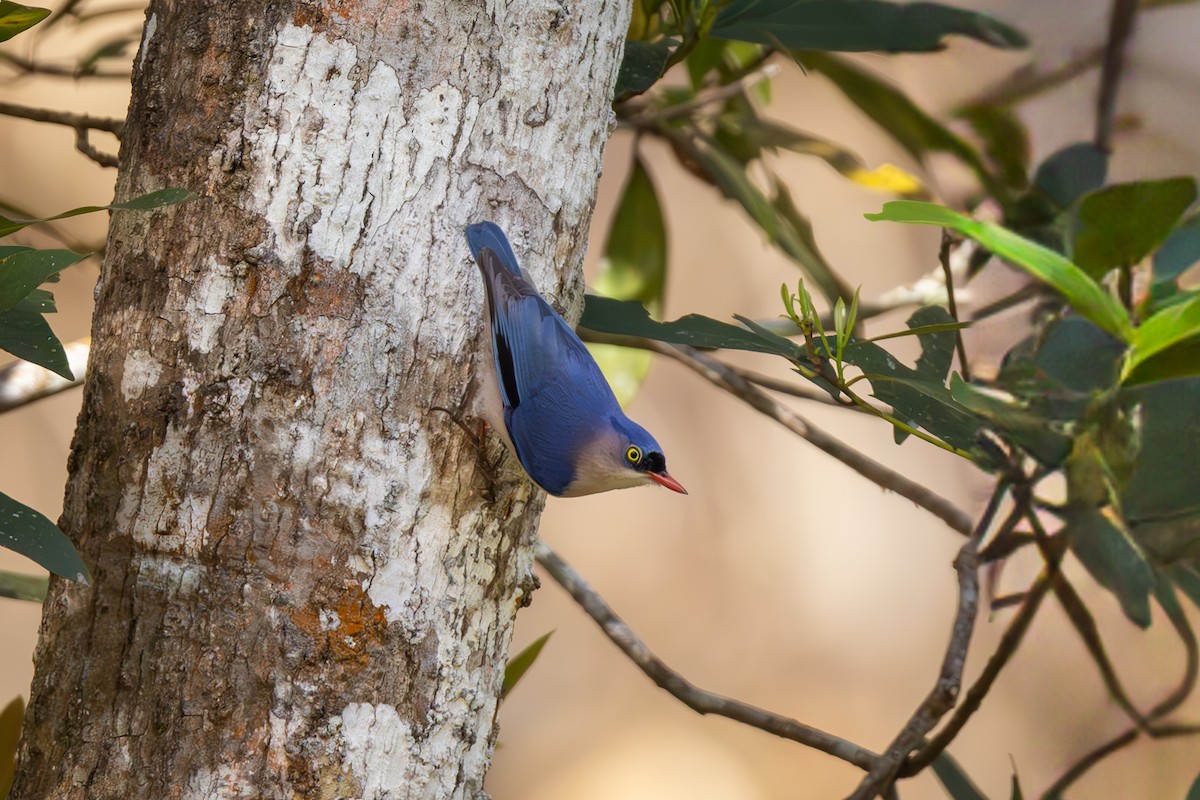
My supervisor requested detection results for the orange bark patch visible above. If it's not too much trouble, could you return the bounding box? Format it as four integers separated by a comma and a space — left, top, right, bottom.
289, 583, 391, 669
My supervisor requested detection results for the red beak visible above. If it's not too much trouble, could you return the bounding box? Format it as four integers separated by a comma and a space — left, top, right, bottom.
648, 471, 688, 495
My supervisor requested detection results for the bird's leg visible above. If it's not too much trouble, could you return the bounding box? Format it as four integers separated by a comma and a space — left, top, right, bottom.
429, 405, 502, 498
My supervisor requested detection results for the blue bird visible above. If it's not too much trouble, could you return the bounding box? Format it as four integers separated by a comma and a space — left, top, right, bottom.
465, 221, 686, 497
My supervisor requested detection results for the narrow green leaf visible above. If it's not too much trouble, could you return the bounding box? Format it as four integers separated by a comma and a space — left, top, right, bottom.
0, 695, 23, 799
1033, 143, 1107, 208
0, 491, 88, 582
1010, 765, 1024, 800
502, 631, 553, 699
869, 321, 972, 343
931, 751, 988, 800
1122, 379, 1200, 524
0, 188, 196, 238
580, 295, 792, 355
958, 104, 1030, 190
866, 201, 1132, 340
0, 1, 49, 43
712, 0, 1026, 52
1187, 770, 1200, 800
801, 52, 1002, 198
1065, 506, 1154, 628
0, 569, 47, 602
0, 249, 86, 312
0, 294, 73, 378
1125, 292, 1200, 381
1073, 178, 1197, 278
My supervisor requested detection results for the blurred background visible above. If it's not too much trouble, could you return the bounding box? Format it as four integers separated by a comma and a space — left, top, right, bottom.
2, 2, 1198, 798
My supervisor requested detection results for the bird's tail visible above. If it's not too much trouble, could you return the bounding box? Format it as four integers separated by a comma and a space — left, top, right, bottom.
465, 221, 523, 277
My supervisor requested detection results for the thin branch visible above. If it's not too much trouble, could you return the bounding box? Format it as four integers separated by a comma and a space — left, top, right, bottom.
902, 506, 1065, 776
938, 230, 971, 382
1041, 723, 1200, 799
619, 63, 782, 127
580, 330, 975, 536
0, 340, 90, 414
734, 366, 868, 409
959, 46, 1104, 111
0, 100, 125, 136
533, 539, 883, 771
0, 51, 131, 79
1095, 0, 1140, 153
74, 127, 120, 168
846, 482, 1006, 800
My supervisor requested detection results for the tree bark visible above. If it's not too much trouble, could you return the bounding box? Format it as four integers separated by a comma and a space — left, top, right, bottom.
12, 2, 628, 798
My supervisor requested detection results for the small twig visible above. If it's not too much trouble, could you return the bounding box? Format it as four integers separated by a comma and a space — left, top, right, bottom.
74, 127, 120, 168
938, 230, 971, 382
0, 100, 125, 136
580, 330, 975, 536
846, 482, 1007, 800
533, 539, 883, 771
959, 46, 1104, 111
1041, 723, 1200, 799
0, 51, 131, 79
620, 63, 781, 127
902, 503, 1065, 776
736, 366, 868, 409
1095, 0, 1139, 153
0, 340, 90, 414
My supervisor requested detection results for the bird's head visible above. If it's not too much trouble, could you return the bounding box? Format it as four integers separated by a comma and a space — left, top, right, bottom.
562, 416, 687, 497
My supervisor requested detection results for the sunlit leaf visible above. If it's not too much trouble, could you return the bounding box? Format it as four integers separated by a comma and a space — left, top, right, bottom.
502, 631, 553, 699
1125, 291, 1200, 381
712, 0, 1026, 52
0, 293, 73, 379
0, 188, 195, 238
1073, 178, 1197, 278
866, 201, 1132, 340
591, 155, 668, 405
0, 1, 49, 43
0, 491, 88, 582
0, 249, 86, 312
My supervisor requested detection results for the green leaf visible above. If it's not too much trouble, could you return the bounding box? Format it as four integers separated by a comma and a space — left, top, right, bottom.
580, 295, 793, 356
502, 631, 553, 699
0, 293, 73, 379
1010, 766, 1024, 800
0, 248, 86, 312
866, 201, 1132, 341
1073, 178, 1197, 278
1033, 142, 1108, 209
801, 52, 1002, 198
958, 104, 1030, 190
1122, 334, 1200, 385
1153, 212, 1200, 283
1125, 291, 1200, 381
950, 374, 1071, 466
1187, 770, 1200, 800
1065, 506, 1154, 628
0, 569, 47, 602
1122, 379, 1200, 524
0, 188, 195, 238
1034, 316, 1125, 394
0, 491, 88, 582
615, 38, 675, 100
0, 695, 23, 799
0, 1, 49, 43
712, 0, 1026, 52
931, 750, 988, 800
1170, 563, 1200, 612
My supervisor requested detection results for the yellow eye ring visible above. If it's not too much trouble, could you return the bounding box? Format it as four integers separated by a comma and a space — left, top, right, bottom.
625, 446, 642, 465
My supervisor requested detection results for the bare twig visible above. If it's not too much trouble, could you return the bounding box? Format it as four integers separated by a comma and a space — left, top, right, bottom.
580, 330, 975, 536
959, 46, 1105, 111
73, 127, 120, 168
734, 366, 867, 409
0, 51, 131, 79
0, 100, 125, 136
533, 539, 883, 771
1041, 723, 1200, 799
846, 483, 1007, 800
938, 230, 971, 382
619, 63, 781, 126
0, 340, 90, 413
1095, 0, 1140, 153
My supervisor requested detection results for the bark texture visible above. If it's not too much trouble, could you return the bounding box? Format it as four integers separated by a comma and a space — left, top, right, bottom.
12, 2, 628, 798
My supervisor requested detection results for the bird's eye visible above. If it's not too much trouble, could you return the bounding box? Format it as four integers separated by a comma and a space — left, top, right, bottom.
625, 445, 642, 465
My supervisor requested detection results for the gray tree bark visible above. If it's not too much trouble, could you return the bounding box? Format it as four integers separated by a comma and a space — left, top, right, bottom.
11, 2, 629, 798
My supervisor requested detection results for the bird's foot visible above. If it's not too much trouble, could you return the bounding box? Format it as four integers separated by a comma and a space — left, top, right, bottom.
430, 406, 502, 499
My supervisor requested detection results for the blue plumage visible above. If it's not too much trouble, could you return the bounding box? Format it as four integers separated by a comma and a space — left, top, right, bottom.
465, 221, 686, 497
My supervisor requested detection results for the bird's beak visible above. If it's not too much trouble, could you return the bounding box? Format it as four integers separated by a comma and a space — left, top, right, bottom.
648, 471, 688, 495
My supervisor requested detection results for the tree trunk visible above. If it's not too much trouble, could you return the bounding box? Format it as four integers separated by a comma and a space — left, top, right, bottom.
12, 2, 628, 798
